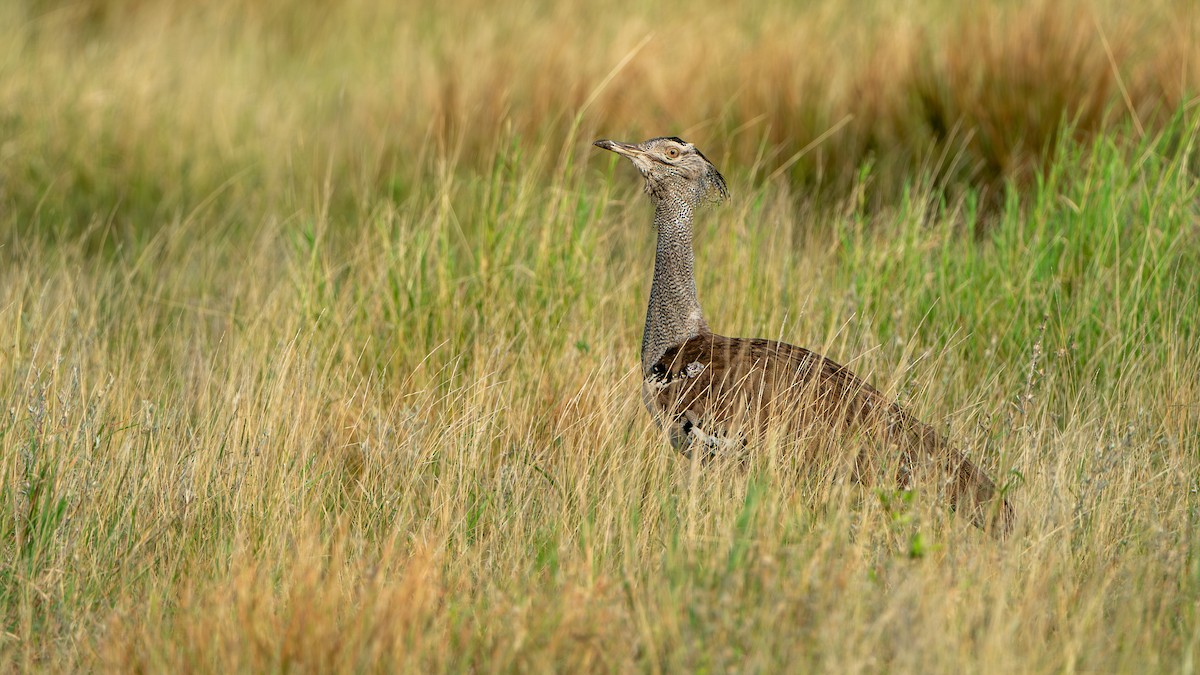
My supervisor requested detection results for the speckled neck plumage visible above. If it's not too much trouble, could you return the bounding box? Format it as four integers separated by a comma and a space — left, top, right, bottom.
642, 197, 708, 374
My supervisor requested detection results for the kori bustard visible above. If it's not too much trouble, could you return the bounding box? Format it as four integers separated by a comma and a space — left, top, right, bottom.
595, 136, 1014, 533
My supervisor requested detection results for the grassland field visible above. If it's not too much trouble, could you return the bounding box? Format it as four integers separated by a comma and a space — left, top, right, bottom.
2, 0, 1200, 671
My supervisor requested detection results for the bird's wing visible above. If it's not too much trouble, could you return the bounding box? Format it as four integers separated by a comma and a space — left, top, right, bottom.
646, 332, 1014, 532
644, 333, 889, 457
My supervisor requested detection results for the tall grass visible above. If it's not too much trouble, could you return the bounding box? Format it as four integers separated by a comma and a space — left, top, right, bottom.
2, 0, 1199, 230
1, 0, 1199, 671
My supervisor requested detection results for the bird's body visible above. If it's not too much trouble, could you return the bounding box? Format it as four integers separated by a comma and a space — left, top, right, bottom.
595, 136, 1013, 533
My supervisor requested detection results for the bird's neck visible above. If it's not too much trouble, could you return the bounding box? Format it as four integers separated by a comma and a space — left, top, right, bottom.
643, 199, 708, 374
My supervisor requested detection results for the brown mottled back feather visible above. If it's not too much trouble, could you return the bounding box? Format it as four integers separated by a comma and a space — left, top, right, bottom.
646, 332, 1014, 533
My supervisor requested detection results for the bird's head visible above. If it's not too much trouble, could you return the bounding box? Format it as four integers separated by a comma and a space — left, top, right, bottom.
594, 136, 728, 207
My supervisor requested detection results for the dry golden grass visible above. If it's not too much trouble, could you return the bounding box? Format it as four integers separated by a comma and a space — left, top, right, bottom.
1, 0, 1199, 671
3, 0, 1199, 227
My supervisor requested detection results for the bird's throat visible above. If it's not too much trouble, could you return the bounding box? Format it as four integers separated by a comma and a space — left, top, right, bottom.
642, 200, 707, 374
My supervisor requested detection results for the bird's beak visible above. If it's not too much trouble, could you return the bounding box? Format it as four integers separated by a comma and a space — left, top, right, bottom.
594, 139, 652, 176
593, 139, 641, 158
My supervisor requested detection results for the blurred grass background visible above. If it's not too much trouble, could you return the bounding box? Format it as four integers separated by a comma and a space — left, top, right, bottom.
3, 0, 1199, 231
1, 0, 1199, 671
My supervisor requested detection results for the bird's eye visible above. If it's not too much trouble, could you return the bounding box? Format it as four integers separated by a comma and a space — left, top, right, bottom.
665, 147, 680, 159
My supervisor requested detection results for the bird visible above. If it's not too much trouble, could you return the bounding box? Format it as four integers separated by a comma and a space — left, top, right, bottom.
594, 136, 1014, 533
